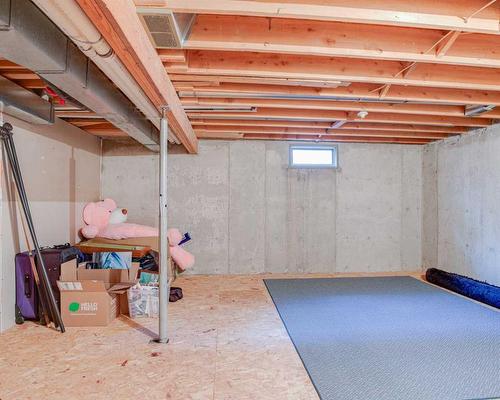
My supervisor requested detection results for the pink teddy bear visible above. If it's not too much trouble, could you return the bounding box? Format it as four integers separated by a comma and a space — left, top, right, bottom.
81, 198, 195, 270
81, 198, 157, 240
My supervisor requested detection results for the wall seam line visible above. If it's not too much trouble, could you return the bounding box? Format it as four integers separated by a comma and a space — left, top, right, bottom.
435, 144, 439, 269
400, 147, 404, 272
227, 142, 231, 275
263, 143, 267, 274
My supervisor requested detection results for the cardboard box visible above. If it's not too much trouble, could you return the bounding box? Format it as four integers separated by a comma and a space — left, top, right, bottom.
57, 280, 121, 327
57, 260, 139, 327
60, 260, 139, 288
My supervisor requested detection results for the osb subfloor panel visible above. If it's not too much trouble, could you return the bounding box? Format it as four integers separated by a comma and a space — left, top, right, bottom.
0, 272, 421, 400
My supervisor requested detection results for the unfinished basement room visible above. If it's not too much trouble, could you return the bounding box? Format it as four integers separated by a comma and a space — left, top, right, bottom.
0, 1, 499, 399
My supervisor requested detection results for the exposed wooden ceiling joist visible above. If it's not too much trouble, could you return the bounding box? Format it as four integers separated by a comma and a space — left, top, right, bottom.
0, 60, 26, 70
187, 108, 492, 127
157, 0, 500, 35
1, 71, 40, 80
166, 50, 500, 92
0, 61, 47, 90
170, 73, 347, 88
190, 120, 469, 134
182, 97, 500, 119
197, 130, 433, 144
16, 79, 47, 89
175, 82, 500, 107
63, 118, 109, 127
157, 49, 187, 63
83, 123, 129, 137
194, 126, 452, 140
191, 120, 471, 134
185, 15, 500, 68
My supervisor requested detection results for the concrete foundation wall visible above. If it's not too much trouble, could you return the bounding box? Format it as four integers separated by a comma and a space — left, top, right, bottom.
102, 140, 423, 275
423, 124, 500, 286
0, 115, 101, 332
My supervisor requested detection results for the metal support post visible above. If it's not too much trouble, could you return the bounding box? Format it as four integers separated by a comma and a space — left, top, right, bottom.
158, 107, 169, 343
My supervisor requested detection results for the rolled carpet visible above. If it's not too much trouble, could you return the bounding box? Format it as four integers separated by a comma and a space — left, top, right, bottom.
426, 268, 500, 308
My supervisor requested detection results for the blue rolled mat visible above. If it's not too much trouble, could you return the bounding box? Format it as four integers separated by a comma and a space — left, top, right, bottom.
425, 268, 500, 308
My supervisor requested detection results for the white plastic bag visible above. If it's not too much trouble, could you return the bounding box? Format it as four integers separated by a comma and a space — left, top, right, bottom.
127, 283, 159, 318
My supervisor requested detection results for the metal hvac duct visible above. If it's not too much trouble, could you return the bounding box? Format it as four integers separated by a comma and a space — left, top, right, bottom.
136, 8, 195, 49
0, 0, 159, 150
0, 75, 54, 124
0, 0, 10, 28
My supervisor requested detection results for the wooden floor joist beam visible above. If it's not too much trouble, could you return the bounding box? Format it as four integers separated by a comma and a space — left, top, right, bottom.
194, 126, 453, 140
182, 97, 500, 119
171, 73, 346, 88
187, 108, 492, 127
63, 118, 110, 127
332, 123, 468, 134
83, 126, 129, 137
198, 131, 433, 144
185, 15, 500, 68
157, 49, 187, 63
15, 79, 47, 89
190, 120, 469, 134
166, 51, 500, 92
156, 0, 500, 35
176, 82, 500, 107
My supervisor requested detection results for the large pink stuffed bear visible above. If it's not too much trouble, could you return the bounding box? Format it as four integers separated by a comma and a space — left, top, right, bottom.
81, 198, 157, 240
81, 199, 195, 271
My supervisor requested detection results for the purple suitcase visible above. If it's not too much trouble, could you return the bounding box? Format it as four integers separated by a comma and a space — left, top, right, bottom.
15, 244, 81, 323
15, 252, 38, 321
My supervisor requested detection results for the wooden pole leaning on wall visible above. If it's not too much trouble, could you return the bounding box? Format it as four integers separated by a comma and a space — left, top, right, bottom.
157, 107, 170, 343
0, 122, 65, 332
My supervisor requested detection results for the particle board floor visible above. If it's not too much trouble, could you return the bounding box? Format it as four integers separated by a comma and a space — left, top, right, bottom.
0, 272, 420, 400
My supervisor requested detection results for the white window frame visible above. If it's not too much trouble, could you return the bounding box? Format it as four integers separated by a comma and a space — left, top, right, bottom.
288, 145, 338, 169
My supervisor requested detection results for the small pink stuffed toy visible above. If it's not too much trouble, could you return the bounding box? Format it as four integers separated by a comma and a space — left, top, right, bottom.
81, 198, 157, 240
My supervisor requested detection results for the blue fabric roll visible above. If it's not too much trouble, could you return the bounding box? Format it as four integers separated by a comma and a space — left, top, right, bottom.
425, 268, 500, 308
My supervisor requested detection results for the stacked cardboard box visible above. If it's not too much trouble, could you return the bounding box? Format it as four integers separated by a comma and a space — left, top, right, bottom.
57, 260, 140, 327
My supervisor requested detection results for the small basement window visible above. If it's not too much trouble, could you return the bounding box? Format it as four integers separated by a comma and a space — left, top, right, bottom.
289, 145, 338, 168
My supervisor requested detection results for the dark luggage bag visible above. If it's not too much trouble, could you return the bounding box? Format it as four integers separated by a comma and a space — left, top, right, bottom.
15, 244, 81, 324
15, 252, 37, 322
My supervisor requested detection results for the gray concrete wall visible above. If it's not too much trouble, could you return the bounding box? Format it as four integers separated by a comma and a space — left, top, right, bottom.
102, 140, 423, 275
0, 115, 101, 332
422, 124, 500, 286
